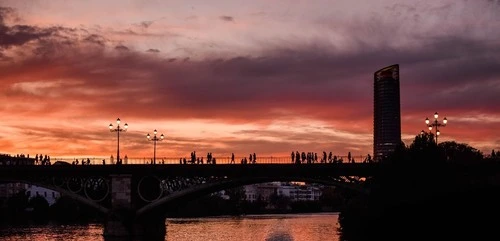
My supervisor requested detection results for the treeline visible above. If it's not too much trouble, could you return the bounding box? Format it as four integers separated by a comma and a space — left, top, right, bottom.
338, 132, 500, 241
0, 192, 104, 224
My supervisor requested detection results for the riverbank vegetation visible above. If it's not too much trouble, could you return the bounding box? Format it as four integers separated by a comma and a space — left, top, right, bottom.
0, 194, 104, 224
338, 132, 500, 240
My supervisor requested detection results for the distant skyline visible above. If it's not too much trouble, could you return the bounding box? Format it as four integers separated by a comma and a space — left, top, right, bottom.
1, 0, 499, 158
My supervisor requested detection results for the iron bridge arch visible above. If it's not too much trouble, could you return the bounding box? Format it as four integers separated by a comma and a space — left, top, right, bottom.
0, 178, 110, 214
136, 175, 368, 217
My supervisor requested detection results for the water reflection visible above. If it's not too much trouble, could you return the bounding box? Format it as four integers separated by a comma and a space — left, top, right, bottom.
166, 213, 340, 241
265, 217, 294, 241
0, 213, 340, 241
0, 223, 103, 241
265, 232, 294, 241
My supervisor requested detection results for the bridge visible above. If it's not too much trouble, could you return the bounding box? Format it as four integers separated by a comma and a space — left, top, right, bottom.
1, 160, 499, 240
25, 154, 372, 165
0, 162, 377, 239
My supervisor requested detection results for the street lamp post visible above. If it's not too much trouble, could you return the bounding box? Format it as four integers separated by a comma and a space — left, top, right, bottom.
425, 112, 448, 143
109, 118, 128, 164
147, 129, 164, 164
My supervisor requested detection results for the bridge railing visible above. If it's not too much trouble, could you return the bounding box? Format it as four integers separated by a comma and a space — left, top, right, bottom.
125, 156, 295, 165
45, 155, 371, 165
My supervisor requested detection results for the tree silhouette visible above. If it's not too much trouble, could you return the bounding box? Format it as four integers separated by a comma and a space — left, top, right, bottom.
224, 187, 246, 202
407, 132, 445, 164
6, 189, 29, 213
340, 133, 496, 241
319, 186, 345, 209
269, 193, 290, 211
439, 141, 483, 163
28, 195, 50, 222
5, 189, 29, 222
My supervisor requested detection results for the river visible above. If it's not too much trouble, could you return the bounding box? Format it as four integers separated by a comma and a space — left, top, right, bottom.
0, 213, 341, 241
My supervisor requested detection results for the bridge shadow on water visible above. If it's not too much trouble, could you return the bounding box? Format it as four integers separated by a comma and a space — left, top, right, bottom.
265, 232, 294, 241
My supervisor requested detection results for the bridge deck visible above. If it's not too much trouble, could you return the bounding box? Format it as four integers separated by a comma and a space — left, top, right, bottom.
1, 162, 499, 179
0, 163, 379, 178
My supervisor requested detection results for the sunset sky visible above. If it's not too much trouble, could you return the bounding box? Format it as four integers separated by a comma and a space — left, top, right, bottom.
1, 0, 499, 160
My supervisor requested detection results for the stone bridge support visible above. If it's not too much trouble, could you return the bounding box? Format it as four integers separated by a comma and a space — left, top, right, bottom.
103, 175, 166, 240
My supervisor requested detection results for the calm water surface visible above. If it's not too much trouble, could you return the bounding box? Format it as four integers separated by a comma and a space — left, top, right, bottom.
0, 213, 341, 241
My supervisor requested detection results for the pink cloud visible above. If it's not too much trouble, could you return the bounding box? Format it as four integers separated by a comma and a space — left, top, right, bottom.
1, 1, 500, 159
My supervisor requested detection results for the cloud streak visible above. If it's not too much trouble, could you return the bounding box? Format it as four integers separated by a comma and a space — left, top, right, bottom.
219, 16, 234, 22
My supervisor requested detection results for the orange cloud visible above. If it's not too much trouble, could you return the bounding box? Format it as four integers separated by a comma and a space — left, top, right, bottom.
1, 2, 500, 160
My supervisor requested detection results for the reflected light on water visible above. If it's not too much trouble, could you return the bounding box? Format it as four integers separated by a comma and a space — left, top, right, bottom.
166, 213, 340, 241
0, 223, 103, 241
0, 213, 340, 241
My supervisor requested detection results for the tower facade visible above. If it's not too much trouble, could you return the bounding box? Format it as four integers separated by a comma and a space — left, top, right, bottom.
373, 64, 401, 161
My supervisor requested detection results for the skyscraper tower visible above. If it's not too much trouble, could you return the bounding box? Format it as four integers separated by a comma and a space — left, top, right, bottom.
373, 64, 401, 161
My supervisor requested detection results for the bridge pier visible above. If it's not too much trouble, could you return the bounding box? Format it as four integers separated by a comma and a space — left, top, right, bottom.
103, 175, 166, 240
103, 212, 165, 241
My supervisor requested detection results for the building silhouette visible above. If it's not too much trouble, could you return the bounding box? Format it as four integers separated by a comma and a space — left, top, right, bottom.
373, 64, 401, 160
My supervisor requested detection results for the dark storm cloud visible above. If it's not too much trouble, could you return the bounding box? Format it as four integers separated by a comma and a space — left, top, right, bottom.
115, 45, 129, 51
0, 7, 57, 48
84, 34, 107, 46
219, 16, 234, 22
132, 18, 167, 29
0, 7, 18, 25
2, 1, 500, 126
112, 28, 170, 37
3, 34, 500, 124
0, 7, 110, 64
135, 20, 154, 29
